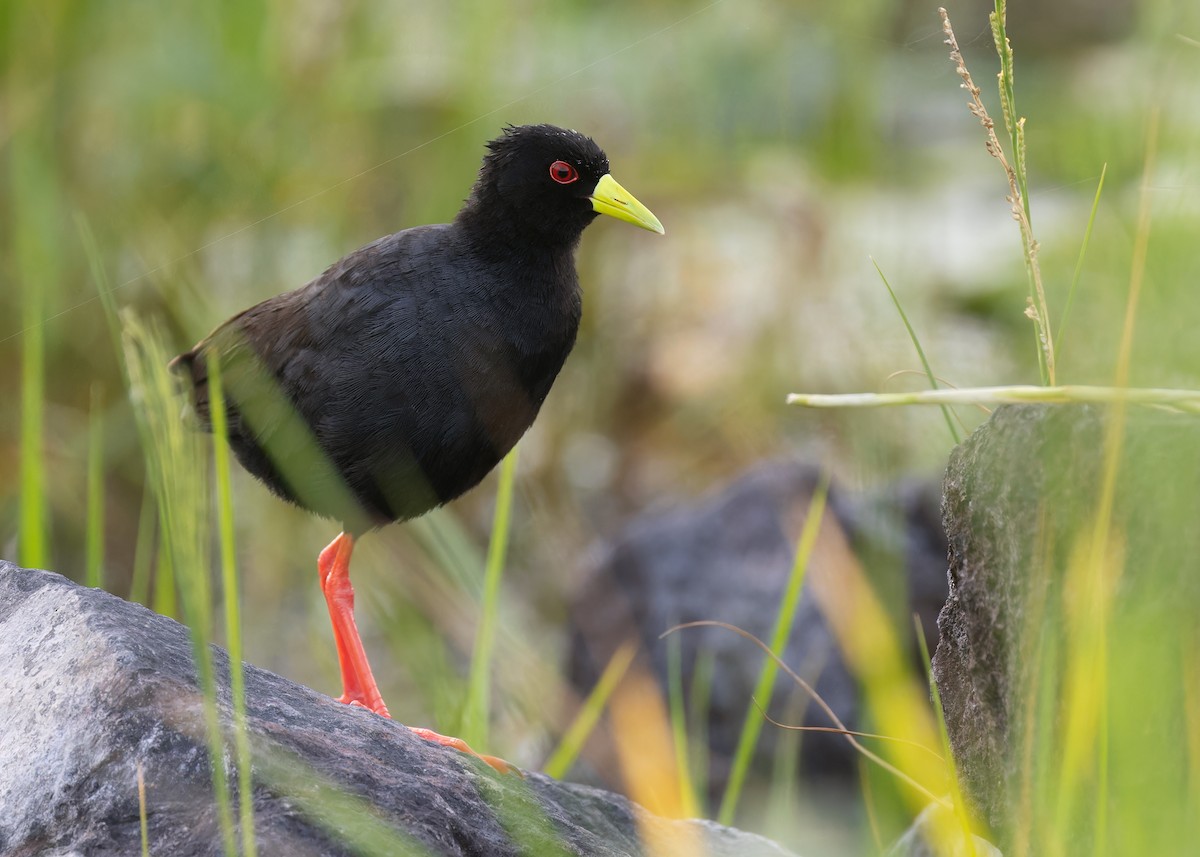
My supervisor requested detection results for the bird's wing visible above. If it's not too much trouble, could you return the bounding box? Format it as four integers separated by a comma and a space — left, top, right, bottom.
170, 227, 443, 439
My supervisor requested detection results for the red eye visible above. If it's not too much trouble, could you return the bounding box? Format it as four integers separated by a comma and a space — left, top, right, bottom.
549, 160, 579, 184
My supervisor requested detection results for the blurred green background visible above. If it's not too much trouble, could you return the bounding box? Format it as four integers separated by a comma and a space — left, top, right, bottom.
3, 0, 1199, 851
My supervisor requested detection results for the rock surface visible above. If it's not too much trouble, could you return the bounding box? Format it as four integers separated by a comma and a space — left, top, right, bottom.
935, 404, 1200, 835
0, 562, 796, 857
567, 461, 948, 800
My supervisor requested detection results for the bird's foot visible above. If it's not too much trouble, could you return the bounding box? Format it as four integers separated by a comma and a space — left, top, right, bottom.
338, 693, 392, 718
408, 726, 521, 776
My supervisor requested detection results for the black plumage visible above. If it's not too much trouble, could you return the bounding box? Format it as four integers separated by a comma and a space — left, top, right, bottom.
169, 124, 662, 762
173, 124, 659, 533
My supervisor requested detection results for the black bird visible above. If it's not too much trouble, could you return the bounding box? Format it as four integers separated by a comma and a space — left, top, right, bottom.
172, 124, 662, 770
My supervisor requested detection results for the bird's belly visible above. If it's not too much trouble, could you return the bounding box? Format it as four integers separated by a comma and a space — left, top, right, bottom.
334, 361, 546, 526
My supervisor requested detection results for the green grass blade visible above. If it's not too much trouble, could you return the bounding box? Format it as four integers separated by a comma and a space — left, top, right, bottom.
123, 315, 237, 856
75, 212, 125, 370
253, 741, 437, 857
18, 302, 47, 569
462, 445, 519, 749
85, 383, 105, 589
915, 615, 979, 855
13, 135, 55, 570
129, 482, 157, 605
717, 475, 830, 825
872, 258, 961, 445
992, 0, 1030, 224
1055, 163, 1108, 353
667, 632, 700, 815
687, 647, 715, 818
137, 762, 150, 857
787, 384, 1200, 410
543, 641, 637, 779
208, 354, 258, 857
765, 694, 801, 828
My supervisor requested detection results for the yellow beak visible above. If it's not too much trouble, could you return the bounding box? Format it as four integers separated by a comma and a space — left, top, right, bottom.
589, 173, 665, 235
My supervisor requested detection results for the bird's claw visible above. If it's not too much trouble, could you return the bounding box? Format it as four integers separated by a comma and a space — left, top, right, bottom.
407, 726, 522, 776
337, 693, 392, 718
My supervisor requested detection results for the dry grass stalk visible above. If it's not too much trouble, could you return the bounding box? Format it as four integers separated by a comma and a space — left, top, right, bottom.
939, 6, 1056, 385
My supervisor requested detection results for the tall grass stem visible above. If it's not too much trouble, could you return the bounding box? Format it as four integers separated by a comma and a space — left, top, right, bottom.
872, 258, 961, 445
463, 446, 520, 749
717, 475, 829, 825
208, 355, 259, 857
85, 384, 106, 589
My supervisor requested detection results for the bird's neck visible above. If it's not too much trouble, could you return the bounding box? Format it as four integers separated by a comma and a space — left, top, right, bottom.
454, 192, 584, 264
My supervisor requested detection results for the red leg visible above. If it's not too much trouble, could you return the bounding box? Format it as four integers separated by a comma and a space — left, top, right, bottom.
318, 532, 391, 717
317, 532, 518, 775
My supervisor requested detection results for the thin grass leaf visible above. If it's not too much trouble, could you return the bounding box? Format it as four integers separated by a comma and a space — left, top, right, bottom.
787, 384, 1200, 409
85, 383, 105, 589
991, 0, 1030, 224
129, 482, 156, 606
473, 774, 575, 857
757, 709, 946, 760
17, 267, 48, 569
76, 212, 125, 371
914, 615, 978, 856
251, 740, 437, 857
942, 6, 1055, 384
123, 315, 237, 856
462, 446, 519, 749
670, 620, 948, 810
717, 475, 829, 825
79, 214, 149, 603
543, 641, 637, 779
153, 535, 177, 619
765, 693, 801, 829
667, 632, 700, 817
1183, 640, 1200, 845
872, 258, 961, 445
687, 646, 715, 818
1055, 163, 1108, 352
407, 511, 486, 600
13, 136, 53, 570
137, 761, 150, 857
208, 354, 258, 857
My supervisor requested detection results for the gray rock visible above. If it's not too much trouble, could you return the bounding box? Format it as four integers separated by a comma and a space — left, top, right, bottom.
934, 404, 1200, 836
0, 562, 796, 857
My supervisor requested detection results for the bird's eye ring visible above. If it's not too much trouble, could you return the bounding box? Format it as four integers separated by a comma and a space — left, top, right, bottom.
549, 160, 579, 184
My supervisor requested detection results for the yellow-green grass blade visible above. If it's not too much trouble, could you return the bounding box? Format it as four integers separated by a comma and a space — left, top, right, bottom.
137, 762, 150, 857
122, 315, 238, 856
128, 483, 156, 606
462, 445, 519, 750
208, 354, 259, 857
687, 647, 715, 818
85, 383, 106, 590
787, 384, 1200, 410
717, 475, 829, 825
543, 640, 636, 780
915, 615, 979, 856
667, 632, 701, 817
872, 258, 961, 445
1055, 164, 1108, 354
13, 136, 56, 570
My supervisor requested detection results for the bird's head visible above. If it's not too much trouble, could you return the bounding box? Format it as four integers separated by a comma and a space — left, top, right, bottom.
460, 124, 664, 248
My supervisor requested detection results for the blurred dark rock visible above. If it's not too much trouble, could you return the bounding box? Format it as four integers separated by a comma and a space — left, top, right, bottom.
935, 404, 1200, 836
0, 562, 795, 857
567, 460, 949, 802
